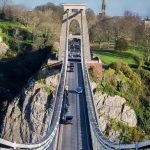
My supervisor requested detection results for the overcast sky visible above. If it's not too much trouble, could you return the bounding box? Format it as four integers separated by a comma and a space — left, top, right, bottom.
13, 0, 150, 17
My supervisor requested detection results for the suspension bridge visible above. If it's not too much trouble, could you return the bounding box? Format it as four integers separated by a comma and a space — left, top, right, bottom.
0, 4, 150, 150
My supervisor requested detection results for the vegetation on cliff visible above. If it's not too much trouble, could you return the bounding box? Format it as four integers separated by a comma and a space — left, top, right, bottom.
0, 2, 62, 96
89, 62, 150, 142
0, 2, 63, 128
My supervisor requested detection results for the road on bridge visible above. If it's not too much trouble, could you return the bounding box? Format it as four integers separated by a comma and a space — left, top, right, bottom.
57, 61, 93, 150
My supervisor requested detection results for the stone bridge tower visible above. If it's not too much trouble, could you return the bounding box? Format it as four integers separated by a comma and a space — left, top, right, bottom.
59, 4, 91, 61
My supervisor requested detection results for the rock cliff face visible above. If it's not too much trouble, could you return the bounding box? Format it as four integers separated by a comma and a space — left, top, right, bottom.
1, 65, 60, 143
0, 43, 8, 55
92, 82, 137, 143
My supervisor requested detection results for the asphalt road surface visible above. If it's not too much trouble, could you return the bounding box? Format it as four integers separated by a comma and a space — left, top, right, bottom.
57, 61, 93, 150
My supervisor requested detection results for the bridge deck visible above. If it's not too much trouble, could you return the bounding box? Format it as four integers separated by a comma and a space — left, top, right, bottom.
58, 61, 92, 150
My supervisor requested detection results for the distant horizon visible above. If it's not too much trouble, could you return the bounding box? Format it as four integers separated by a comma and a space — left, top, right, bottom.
12, 0, 150, 18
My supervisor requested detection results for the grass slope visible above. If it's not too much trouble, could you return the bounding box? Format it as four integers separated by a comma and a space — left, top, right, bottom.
94, 49, 143, 66
0, 20, 33, 56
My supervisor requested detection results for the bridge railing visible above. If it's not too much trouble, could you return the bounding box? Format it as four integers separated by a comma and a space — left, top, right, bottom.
80, 10, 150, 150
0, 10, 70, 150
81, 44, 150, 150
0, 57, 66, 149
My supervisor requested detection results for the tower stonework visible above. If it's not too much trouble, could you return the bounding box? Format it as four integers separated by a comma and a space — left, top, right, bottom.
59, 4, 91, 61
101, 0, 106, 17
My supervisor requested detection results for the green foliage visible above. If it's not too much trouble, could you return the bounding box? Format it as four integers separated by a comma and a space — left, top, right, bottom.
0, 50, 16, 59
35, 2, 63, 20
115, 38, 128, 51
111, 119, 145, 143
88, 66, 98, 81
32, 28, 53, 50
0, 21, 33, 54
94, 43, 146, 69
37, 79, 45, 85
0, 18, 55, 55
0, 21, 25, 28
7, 38, 32, 53
135, 68, 150, 81
95, 49, 136, 65
0, 48, 50, 96
69, 20, 80, 35
94, 62, 150, 138
43, 86, 55, 94
134, 56, 143, 68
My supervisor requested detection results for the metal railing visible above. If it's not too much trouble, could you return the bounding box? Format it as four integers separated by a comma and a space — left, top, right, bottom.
0, 61, 65, 150
0, 49, 67, 149
80, 10, 150, 150
0, 11, 70, 150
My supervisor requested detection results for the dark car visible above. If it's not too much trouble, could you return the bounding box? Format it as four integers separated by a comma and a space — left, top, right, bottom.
70, 67, 74, 72
65, 104, 69, 112
60, 115, 74, 124
70, 63, 74, 67
64, 115, 74, 124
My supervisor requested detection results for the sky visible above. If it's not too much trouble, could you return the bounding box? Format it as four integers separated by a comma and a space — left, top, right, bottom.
12, 0, 150, 17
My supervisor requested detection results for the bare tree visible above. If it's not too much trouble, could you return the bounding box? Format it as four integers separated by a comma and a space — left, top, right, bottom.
86, 8, 97, 29
0, 0, 12, 17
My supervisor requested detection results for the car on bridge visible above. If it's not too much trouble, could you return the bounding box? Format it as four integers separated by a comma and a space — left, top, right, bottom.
69, 63, 74, 72
60, 115, 74, 124
69, 66, 74, 72
70, 62, 74, 67
75, 87, 83, 94
65, 104, 69, 112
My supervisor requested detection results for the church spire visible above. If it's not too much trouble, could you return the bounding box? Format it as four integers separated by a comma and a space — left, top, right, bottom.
101, 0, 106, 16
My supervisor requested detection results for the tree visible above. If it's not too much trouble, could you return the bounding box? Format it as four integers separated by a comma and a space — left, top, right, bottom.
0, 0, 12, 18
144, 31, 150, 64
86, 8, 96, 29
89, 23, 104, 48
115, 38, 128, 51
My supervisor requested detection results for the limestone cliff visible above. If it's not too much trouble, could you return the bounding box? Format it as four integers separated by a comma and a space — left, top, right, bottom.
91, 82, 138, 143
0, 42, 8, 55
1, 65, 60, 143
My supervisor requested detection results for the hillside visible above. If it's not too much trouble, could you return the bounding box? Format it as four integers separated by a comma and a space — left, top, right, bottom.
1, 64, 61, 143
89, 61, 150, 143
0, 2, 63, 136
0, 21, 32, 57
0, 20, 52, 91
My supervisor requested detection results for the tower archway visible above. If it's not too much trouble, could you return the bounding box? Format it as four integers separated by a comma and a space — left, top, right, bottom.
59, 4, 91, 61
69, 19, 81, 35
